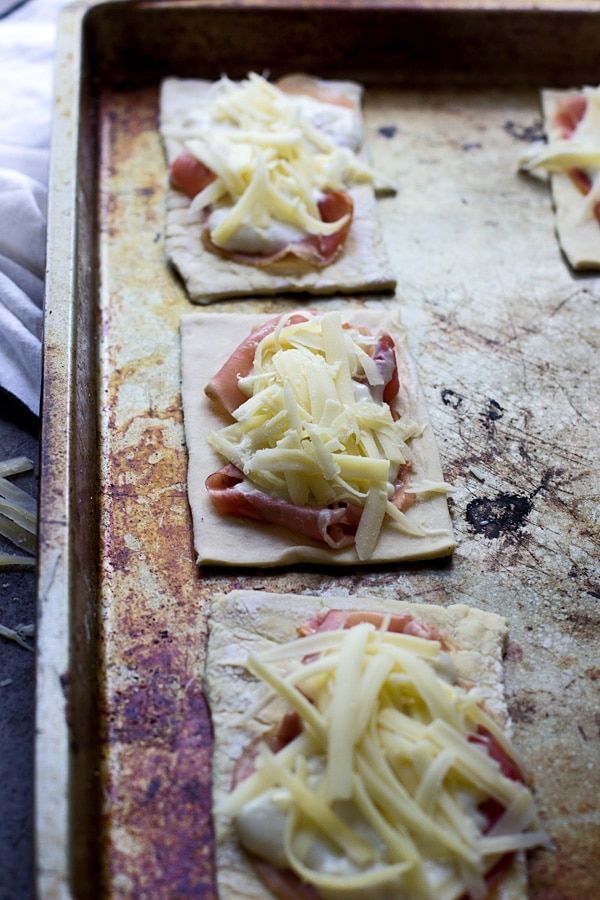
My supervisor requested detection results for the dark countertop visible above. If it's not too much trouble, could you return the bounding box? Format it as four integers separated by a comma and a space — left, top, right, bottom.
0, 390, 38, 900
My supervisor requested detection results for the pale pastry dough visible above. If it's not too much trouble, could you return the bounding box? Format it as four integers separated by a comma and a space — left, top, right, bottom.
180, 311, 456, 567
160, 77, 396, 302
542, 89, 600, 270
205, 590, 527, 900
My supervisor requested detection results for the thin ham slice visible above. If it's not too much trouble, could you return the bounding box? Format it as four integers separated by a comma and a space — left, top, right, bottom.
458, 727, 526, 899
201, 190, 353, 269
298, 608, 440, 641
391, 463, 416, 513
354, 330, 400, 417
169, 152, 215, 199
206, 315, 400, 419
314, 191, 354, 262
468, 725, 525, 785
552, 94, 600, 224
205, 464, 363, 549
568, 166, 592, 195
372, 333, 400, 405
205, 312, 310, 413
253, 861, 319, 900
231, 711, 303, 787
276, 73, 355, 110
554, 94, 587, 138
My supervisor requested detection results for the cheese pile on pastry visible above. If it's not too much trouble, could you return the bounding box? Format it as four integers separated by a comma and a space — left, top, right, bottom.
206, 311, 448, 560
518, 86, 600, 269
162, 75, 397, 300
170, 73, 373, 262
219, 619, 547, 898
520, 86, 600, 220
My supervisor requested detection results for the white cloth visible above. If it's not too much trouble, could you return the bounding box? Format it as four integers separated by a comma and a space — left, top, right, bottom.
0, 0, 64, 414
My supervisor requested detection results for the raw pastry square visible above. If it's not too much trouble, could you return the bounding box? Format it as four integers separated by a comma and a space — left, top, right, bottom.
205, 589, 526, 899
160, 77, 396, 302
542, 89, 600, 270
180, 310, 456, 567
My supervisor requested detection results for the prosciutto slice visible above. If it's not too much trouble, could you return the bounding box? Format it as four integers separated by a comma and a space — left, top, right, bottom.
354, 331, 400, 419
169, 151, 215, 199
552, 94, 600, 223
460, 726, 526, 900
205, 312, 310, 413
554, 94, 587, 138
468, 725, 525, 785
298, 608, 439, 641
201, 190, 353, 269
372, 333, 400, 405
276, 73, 354, 110
253, 862, 319, 900
205, 464, 363, 549
391, 463, 416, 513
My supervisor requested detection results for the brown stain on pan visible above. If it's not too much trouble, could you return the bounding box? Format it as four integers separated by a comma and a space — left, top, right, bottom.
100, 392, 217, 894
98, 85, 217, 894
105, 655, 214, 897
100, 463, 217, 893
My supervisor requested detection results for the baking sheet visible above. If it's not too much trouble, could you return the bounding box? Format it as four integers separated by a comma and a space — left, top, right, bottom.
38, 2, 600, 897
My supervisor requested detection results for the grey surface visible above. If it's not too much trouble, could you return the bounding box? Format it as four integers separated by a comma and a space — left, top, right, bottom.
0, 390, 38, 900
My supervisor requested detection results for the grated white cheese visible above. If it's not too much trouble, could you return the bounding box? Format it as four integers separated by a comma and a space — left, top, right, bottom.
222, 625, 548, 897
208, 313, 442, 557
180, 73, 374, 252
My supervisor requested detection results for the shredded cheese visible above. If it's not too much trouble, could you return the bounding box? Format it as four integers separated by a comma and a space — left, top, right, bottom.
224, 624, 547, 897
179, 73, 375, 251
209, 312, 450, 558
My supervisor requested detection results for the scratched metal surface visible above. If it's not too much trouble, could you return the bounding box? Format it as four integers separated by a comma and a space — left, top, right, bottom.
96, 76, 599, 900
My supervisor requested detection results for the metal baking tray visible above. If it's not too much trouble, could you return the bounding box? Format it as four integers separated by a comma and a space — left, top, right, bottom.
37, 1, 600, 896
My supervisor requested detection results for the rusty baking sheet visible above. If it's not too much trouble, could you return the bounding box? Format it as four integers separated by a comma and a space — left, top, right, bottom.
37, 1, 600, 897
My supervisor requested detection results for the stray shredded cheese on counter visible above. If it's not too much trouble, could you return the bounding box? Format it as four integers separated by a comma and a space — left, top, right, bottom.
0, 622, 34, 652
209, 312, 449, 558
0, 457, 36, 567
221, 625, 548, 899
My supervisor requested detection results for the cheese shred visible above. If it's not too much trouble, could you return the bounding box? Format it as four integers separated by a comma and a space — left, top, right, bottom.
0, 457, 36, 567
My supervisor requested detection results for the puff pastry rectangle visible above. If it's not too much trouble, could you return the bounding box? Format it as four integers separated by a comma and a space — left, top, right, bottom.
180, 311, 456, 567
160, 77, 396, 302
542, 89, 600, 270
205, 590, 526, 900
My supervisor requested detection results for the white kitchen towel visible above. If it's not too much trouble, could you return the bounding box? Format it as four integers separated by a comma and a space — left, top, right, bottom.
0, 0, 64, 414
